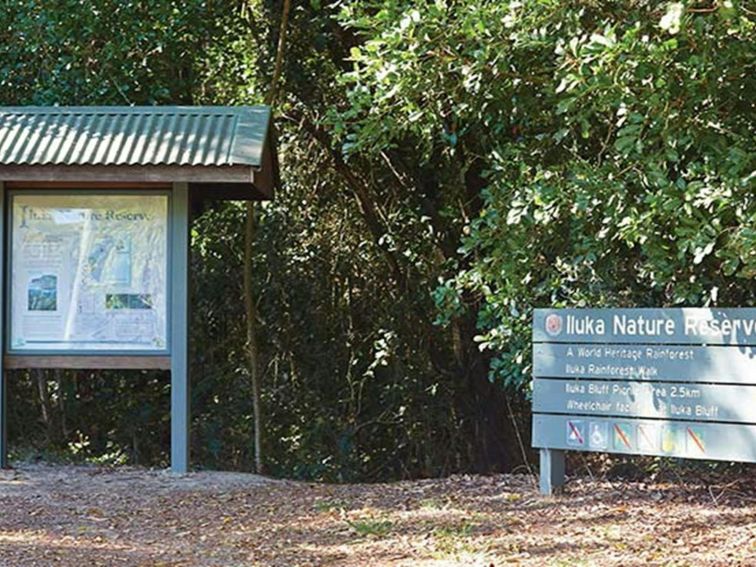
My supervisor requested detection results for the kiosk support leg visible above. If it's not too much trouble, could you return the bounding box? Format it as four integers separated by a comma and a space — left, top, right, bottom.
0, 181, 6, 469
0, 368, 5, 469
171, 182, 190, 473
539, 448, 565, 495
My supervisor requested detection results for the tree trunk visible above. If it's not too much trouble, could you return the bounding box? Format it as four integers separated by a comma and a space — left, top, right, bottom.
54, 369, 68, 439
34, 369, 54, 442
243, 201, 263, 474
241, 0, 292, 475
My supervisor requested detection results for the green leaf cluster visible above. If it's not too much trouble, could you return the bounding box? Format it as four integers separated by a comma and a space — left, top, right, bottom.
328, 1, 754, 391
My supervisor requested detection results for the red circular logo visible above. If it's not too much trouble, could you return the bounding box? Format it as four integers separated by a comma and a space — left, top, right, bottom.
545, 314, 563, 336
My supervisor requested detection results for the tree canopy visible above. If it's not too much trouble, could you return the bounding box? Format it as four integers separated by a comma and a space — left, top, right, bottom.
1, 0, 753, 481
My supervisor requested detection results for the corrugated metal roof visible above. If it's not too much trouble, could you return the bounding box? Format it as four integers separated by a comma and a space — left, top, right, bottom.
0, 106, 270, 168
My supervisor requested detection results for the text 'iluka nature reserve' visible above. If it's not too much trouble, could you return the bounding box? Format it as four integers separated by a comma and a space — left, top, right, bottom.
562, 313, 756, 338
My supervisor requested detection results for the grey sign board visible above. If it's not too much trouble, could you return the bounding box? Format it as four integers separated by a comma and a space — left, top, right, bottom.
534, 343, 756, 384
533, 378, 756, 424
533, 415, 756, 463
531, 308, 756, 494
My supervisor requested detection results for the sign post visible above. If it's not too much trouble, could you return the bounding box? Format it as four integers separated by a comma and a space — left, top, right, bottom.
532, 308, 756, 495
0, 181, 5, 469
170, 182, 190, 473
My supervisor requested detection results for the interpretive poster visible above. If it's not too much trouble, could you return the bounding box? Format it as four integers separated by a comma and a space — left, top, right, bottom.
10, 194, 169, 352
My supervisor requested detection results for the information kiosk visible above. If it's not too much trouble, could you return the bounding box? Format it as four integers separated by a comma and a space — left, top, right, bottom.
0, 106, 277, 472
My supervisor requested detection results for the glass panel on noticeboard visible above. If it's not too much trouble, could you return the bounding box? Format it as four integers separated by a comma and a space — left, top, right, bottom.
9, 193, 169, 352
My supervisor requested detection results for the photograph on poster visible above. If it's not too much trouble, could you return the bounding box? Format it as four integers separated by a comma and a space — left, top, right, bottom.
27, 274, 58, 311
10, 193, 169, 352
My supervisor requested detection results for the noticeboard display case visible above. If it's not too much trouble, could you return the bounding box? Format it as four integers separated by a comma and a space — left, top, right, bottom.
8, 192, 169, 353
0, 106, 278, 472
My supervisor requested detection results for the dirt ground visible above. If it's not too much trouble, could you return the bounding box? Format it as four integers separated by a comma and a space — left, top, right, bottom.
0, 464, 754, 566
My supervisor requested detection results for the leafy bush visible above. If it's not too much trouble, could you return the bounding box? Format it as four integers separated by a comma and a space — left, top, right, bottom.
330, 0, 754, 395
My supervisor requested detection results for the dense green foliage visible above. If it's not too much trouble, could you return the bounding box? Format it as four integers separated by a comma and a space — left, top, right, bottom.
1, 1, 753, 480
418, 1, 756, 392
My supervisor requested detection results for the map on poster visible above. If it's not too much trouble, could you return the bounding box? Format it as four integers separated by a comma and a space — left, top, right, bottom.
10, 194, 168, 352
